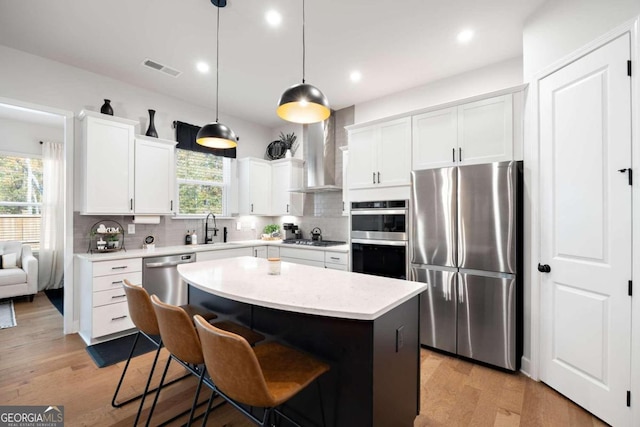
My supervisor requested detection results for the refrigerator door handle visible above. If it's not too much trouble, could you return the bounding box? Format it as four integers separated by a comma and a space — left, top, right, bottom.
457, 274, 464, 304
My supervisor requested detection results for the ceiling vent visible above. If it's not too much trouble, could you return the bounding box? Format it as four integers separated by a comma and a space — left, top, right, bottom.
142, 58, 182, 78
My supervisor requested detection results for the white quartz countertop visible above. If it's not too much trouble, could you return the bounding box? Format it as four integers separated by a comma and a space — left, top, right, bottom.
75, 239, 349, 261
178, 256, 427, 321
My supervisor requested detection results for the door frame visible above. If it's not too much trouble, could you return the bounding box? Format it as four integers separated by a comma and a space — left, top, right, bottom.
526, 16, 640, 421
0, 96, 76, 334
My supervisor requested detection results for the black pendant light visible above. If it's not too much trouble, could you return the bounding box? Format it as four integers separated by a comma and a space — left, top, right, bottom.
277, 0, 330, 124
197, 0, 238, 149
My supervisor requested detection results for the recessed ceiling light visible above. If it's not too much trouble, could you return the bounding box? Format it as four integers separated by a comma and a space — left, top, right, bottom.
457, 29, 474, 44
350, 71, 362, 82
266, 10, 282, 27
196, 62, 210, 73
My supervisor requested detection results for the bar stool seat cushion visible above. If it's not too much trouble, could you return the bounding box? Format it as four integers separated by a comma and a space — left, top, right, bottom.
181, 304, 217, 323
254, 342, 330, 407
211, 320, 265, 346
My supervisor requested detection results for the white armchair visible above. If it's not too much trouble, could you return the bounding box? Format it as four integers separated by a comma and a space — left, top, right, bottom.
0, 241, 38, 301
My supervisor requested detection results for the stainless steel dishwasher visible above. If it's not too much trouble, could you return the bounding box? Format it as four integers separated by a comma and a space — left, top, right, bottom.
142, 253, 195, 306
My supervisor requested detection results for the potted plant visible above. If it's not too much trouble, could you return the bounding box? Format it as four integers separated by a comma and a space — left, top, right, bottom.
106, 234, 120, 249
263, 224, 280, 240
278, 132, 298, 158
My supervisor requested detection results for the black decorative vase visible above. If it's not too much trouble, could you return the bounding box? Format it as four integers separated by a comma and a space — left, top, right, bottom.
145, 109, 158, 138
100, 99, 113, 116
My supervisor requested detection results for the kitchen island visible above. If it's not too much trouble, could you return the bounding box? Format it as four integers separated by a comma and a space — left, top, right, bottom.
178, 256, 427, 427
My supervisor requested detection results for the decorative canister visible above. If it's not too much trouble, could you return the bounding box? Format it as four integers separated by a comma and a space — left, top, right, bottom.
267, 258, 281, 275
145, 109, 158, 137
100, 99, 113, 115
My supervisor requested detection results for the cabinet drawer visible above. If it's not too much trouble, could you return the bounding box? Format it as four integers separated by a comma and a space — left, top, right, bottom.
279, 247, 324, 262
92, 301, 135, 338
197, 247, 253, 261
325, 263, 348, 271
93, 271, 142, 292
93, 258, 142, 277
281, 257, 325, 268
93, 287, 128, 308
325, 252, 348, 266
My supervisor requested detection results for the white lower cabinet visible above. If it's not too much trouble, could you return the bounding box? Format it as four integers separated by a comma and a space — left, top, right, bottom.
280, 247, 348, 270
324, 251, 349, 271
253, 246, 267, 258
197, 247, 254, 261
77, 257, 141, 345
267, 246, 280, 258
280, 247, 325, 268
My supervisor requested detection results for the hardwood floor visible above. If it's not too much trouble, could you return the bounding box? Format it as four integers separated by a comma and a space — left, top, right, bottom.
0, 293, 606, 427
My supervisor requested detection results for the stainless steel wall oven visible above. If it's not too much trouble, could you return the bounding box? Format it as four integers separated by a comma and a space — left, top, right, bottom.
350, 200, 409, 279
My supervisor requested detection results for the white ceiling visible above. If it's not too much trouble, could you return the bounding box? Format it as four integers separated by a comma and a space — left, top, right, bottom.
0, 0, 544, 128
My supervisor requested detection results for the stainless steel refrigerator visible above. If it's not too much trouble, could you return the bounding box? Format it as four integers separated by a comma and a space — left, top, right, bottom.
410, 161, 522, 371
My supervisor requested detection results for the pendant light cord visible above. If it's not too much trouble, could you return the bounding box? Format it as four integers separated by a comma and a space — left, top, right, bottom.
302, 0, 306, 84
216, 4, 220, 122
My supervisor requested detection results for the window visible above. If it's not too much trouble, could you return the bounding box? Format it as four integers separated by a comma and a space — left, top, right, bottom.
176, 149, 230, 216
0, 155, 42, 250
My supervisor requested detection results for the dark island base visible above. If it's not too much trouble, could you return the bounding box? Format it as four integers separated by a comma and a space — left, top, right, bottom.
189, 286, 420, 427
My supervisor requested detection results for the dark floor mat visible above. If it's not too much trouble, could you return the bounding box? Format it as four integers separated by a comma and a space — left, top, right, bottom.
44, 288, 64, 315
86, 333, 157, 368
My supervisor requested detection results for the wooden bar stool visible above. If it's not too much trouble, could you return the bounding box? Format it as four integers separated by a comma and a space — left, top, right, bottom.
149, 295, 264, 426
114, 280, 217, 426
194, 314, 330, 427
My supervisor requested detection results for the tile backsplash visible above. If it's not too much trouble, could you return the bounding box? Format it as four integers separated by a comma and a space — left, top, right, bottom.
74, 213, 275, 251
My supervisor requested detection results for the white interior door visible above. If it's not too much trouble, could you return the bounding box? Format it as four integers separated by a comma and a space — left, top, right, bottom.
539, 34, 632, 426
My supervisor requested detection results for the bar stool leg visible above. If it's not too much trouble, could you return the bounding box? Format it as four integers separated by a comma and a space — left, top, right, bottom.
317, 380, 327, 427
132, 338, 164, 427
186, 367, 206, 426
145, 356, 172, 427
111, 331, 143, 407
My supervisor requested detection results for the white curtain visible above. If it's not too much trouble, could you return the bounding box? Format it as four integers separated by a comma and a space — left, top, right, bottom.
39, 141, 64, 290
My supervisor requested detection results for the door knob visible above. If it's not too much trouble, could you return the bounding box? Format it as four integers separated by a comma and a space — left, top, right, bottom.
537, 263, 551, 273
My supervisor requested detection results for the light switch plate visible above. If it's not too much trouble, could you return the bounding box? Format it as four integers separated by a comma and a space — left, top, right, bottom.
236, 222, 241, 231
128, 224, 135, 234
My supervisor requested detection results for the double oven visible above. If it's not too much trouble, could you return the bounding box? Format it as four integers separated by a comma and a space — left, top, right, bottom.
350, 200, 409, 280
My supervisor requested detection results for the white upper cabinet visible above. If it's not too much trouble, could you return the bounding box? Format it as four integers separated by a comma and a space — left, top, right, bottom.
412, 94, 514, 170
340, 147, 349, 215
348, 117, 411, 189
134, 136, 176, 214
457, 94, 513, 165
412, 107, 458, 170
271, 158, 304, 216
78, 111, 176, 215
79, 111, 136, 215
238, 158, 271, 215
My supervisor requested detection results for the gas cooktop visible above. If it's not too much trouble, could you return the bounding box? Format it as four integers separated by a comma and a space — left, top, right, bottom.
282, 239, 347, 247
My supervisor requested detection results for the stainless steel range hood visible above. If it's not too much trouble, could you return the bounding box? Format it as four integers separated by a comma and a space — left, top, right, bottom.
291, 112, 342, 193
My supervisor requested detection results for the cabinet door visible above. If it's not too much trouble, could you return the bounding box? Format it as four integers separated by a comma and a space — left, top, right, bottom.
267, 246, 280, 258
377, 117, 411, 187
253, 246, 267, 258
134, 138, 175, 214
271, 161, 289, 215
457, 94, 513, 165
271, 160, 303, 215
341, 149, 349, 215
347, 126, 377, 189
412, 107, 458, 170
250, 161, 271, 214
238, 159, 271, 215
84, 117, 135, 214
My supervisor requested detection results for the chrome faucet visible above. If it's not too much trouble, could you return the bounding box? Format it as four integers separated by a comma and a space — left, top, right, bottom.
205, 213, 218, 244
